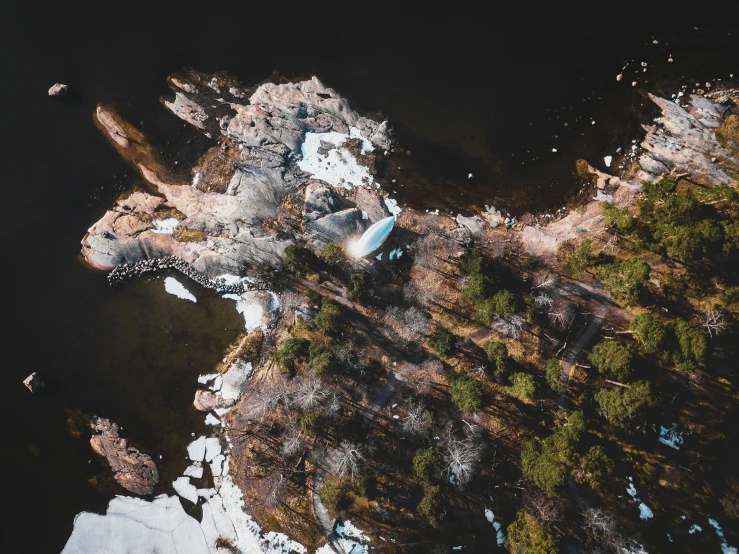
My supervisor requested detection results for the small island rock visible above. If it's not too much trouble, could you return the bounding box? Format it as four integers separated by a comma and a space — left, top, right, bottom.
48, 83, 69, 96
23, 372, 45, 393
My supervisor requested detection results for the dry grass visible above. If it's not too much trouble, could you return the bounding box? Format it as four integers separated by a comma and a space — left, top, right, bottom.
172, 226, 207, 242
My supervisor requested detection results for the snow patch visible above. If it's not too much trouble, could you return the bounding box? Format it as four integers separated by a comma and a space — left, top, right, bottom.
151, 218, 180, 234
223, 292, 279, 332
335, 520, 371, 554
298, 127, 374, 189
625, 477, 654, 520
688, 524, 702, 534
389, 247, 403, 260
659, 422, 688, 450
220, 359, 252, 401
164, 277, 197, 302
384, 197, 402, 216
604, 155, 613, 167
708, 517, 737, 554
485, 508, 506, 546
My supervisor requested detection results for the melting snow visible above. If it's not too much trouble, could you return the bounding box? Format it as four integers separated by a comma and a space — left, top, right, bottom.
389, 247, 403, 260
187, 436, 207, 462
164, 277, 197, 302
298, 127, 374, 189
376, 252, 383, 260
334, 520, 371, 554
688, 524, 702, 534
219, 359, 252, 401
151, 218, 180, 234
205, 413, 220, 426
192, 171, 200, 187
485, 508, 506, 546
384, 197, 402, 216
223, 292, 279, 332
198, 373, 218, 384
659, 422, 687, 450
349, 215, 396, 258
625, 477, 654, 520
708, 517, 737, 554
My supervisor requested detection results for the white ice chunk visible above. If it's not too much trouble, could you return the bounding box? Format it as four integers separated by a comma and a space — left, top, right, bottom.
183, 464, 204, 479
604, 155, 613, 167
164, 277, 196, 303
362, 210, 369, 220
223, 292, 279, 332
376, 252, 383, 260
187, 436, 206, 461
173, 476, 199, 504
210, 454, 225, 477
384, 197, 402, 216
689, 524, 702, 534
219, 359, 252, 401
205, 413, 220, 426
349, 215, 395, 258
204, 438, 222, 462
198, 373, 218, 384
192, 172, 200, 187
151, 218, 179, 234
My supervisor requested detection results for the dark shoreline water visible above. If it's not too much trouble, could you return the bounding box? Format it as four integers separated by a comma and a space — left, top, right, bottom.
1, 5, 738, 552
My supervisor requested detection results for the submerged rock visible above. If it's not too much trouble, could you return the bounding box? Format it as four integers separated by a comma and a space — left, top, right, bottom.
48, 83, 69, 96
89, 417, 159, 495
23, 372, 45, 393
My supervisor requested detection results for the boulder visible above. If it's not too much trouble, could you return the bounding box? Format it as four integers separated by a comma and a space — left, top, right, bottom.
193, 389, 235, 412
306, 208, 366, 245
304, 183, 340, 221
23, 372, 45, 393
456, 214, 485, 235
48, 83, 69, 96
89, 417, 159, 495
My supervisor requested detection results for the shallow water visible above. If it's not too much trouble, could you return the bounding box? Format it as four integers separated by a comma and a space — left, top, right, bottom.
1, 5, 738, 552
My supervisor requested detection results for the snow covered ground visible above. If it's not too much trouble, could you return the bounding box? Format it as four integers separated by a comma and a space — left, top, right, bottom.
485, 507, 506, 546
298, 127, 375, 190
151, 218, 180, 234
658, 422, 688, 450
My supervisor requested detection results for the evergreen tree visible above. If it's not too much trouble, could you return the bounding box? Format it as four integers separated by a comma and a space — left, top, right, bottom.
630, 313, 666, 353
588, 340, 633, 381
594, 380, 655, 427
505, 512, 559, 554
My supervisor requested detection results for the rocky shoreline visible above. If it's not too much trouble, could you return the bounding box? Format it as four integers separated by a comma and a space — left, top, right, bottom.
107, 254, 270, 294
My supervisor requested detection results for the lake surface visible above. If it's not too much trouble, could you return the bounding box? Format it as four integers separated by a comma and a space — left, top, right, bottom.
1, 4, 737, 552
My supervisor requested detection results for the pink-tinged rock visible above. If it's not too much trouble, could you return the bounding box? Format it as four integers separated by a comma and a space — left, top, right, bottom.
23, 372, 45, 393
193, 389, 235, 412
89, 417, 159, 495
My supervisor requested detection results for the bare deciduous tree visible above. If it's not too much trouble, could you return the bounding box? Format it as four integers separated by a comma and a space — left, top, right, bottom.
324, 391, 343, 417
699, 309, 728, 338
293, 376, 328, 410
547, 298, 574, 330
403, 281, 433, 309
280, 423, 304, 458
404, 306, 431, 338
533, 270, 557, 290
494, 314, 525, 339
401, 401, 431, 435
260, 473, 287, 509
469, 364, 487, 378
441, 426, 482, 486
522, 491, 566, 526
533, 292, 554, 309
602, 235, 619, 254
333, 441, 367, 480
582, 507, 628, 553
240, 380, 288, 420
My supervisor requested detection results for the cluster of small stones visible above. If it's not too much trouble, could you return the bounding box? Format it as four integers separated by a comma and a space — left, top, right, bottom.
106, 255, 268, 294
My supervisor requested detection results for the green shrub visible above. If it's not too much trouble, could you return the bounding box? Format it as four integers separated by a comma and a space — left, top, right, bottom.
417, 483, 446, 527
355, 471, 377, 499
630, 314, 666, 353
308, 345, 333, 377
347, 271, 370, 302
483, 340, 508, 381
601, 202, 635, 232
428, 325, 455, 359
299, 411, 320, 435
319, 475, 349, 511
270, 337, 310, 372
545, 358, 565, 394
458, 249, 486, 276
306, 290, 322, 305
574, 445, 614, 490
449, 371, 484, 413
595, 256, 650, 306
670, 319, 707, 370
505, 512, 559, 554
320, 242, 344, 266
315, 297, 343, 334
412, 447, 441, 481
594, 380, 655, 427
284, 244, 315, 277
475, 290, 520, 324
508, 372, 536, 401
567, 239, 593, 277
463, 273, 495, 304
588, 340, 633, 381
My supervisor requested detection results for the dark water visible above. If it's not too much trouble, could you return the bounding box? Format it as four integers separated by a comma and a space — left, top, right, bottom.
1, 3, 738, 552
